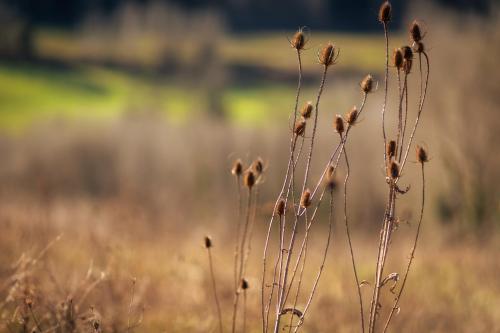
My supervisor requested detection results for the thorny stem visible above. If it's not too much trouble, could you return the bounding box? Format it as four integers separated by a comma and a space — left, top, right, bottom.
234, 176, 242, 291
243, 289, 247, 333
399, 73, 409, 162
382, 22, 389, 167
262, 49, 303, 333
243, 187, 260, 278
396, 73, 408, 161
207, 248, 224, 333
28, 305, 43, 333
383, 163, 426, 332
126, 279, 136, 333
343, 146, 365, 333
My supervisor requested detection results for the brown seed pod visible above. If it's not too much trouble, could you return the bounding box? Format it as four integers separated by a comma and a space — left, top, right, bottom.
386, 140, 396, 159
252, 157, 264, 176
240, 278, 249, 290
361, 74, 374, 93
294, 118, 306, 137
334, 115, 345, 134
403, 58, 413, 74
300, 189, 312, 208
231, 159, 243, 176
300, 101, 313, 119
393, 48, 404, 69
389, 161, 400, 179
326, 165, 337, 191
416, 145, 428, 163
410, 20, 422, 42
401, 46, 413, 60
345, 106, 358, 125
319, 43, 336, 67
412, 41, 424, 53
243, 170, 255, 188
378, 1, 392, 23
276, 199, 286, 216
291, 29, 306, 50
204, 236, 212, 249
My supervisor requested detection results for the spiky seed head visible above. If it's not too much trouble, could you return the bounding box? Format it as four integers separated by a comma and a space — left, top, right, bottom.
252, 157, 264, 176
378, 1, 392, 23
389, 161, 400, 179
387, 140, 396, 159
276, 199, 286, 216
361, 74, 374, 93
326, 165, 337, 191
231, 159, 243, 176
204, 236, 212, 248
403, 59, 412, 74
319, 43, 335, 67
243, 170, 255, 188
393, 48, 404, 69
294, 118, 306, 137
300, 101, 313, 119
416, 145, 428, 163
345, 106, 358, 125
334, 115, 345, 134
291, 30, 305, 50
300, 189, 312, 208
241, 278, 249, 290
401, 46, 413, 60
410, 20, 422, 42
413, 41, 424, 53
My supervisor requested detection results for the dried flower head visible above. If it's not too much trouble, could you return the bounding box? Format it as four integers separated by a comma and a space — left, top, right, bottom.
387, 140, 396, 159
319, 43, 336, 67
326, 165, 337, 191
291, 29, 306, 50
334, 115, 345, 134
243, 170, 255, 188
393, 48, 404, 69
241, 278, 249, 290
412, 41, 424, 53
204, 236, 212, 249
378, 1, 392, 23
231, 159, 243, 176
294, 118, 306, 137
252, 157, 264, 176
276, 199, 286, 216
300, 189, 312, 208
345, 106, 358, 125
361, 74, 374, 93
300, 101, 313, 119
389, 161, 400, 179
401, 46, 413, 60
416, 145, 428, 163
410, 20, 423, 42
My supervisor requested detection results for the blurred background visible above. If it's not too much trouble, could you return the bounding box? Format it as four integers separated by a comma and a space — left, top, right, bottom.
0, 0, 498, 332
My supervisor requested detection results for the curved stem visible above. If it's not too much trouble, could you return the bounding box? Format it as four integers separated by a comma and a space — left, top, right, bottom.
207, 248, 224, 333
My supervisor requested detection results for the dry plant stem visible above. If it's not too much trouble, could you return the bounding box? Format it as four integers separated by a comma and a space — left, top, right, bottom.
207, 248, 224, 333
383, 164, 426, 332
234, 176, 242, 291
399, 76, 409, 161
343, 146, 365, 333
396, 73, 408, 160
28, 306, 43, 332
233, 188, 253, 333
274, 65, 329, 333
126, 279, 136, 333
262, 49, 302, 333
294, 190, 334, 332
243, 187, 260, 277
399, 52, 430, 175
243, 289, 247, 333
381, 22, 389, 165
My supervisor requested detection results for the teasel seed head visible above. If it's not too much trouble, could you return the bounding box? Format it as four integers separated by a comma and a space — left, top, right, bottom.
393, 48, 404, 69
326, 165, 337, 191
243, 170, 255, 188
231, 159, 243, 177
334, 115, 345, 134
345, 106, 358, 125
413, 41, 424, 53
204, 235, 212, 249
294, 118, 307, 137
300, 189, 312, 208
291, 29, 306, 50
387, 140, 396, 159
378, 1, 392, 24
241, 278, 249, 290
300, 101, 313, 119
389, 160, 400, 179
401, 46, 413, 60
403, 58, 413, 74
410, 20, 423, 42
252, 157, 264, 176
319, 42, 336, 67
361, 74, 374, 93
276, 199, 286, 216
416, 145, 428, 163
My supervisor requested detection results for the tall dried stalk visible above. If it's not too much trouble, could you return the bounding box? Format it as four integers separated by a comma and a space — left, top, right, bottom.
205, 238, 223, 333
